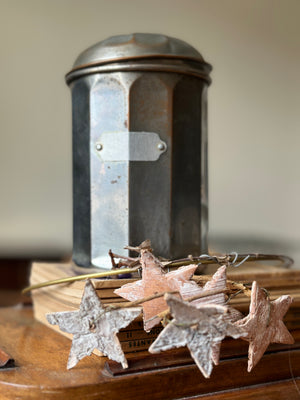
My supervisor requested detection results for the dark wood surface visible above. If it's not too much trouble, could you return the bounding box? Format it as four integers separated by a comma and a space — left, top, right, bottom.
190, 379, 300, 400
0, 306, 299, 399
0, 259, 31, 290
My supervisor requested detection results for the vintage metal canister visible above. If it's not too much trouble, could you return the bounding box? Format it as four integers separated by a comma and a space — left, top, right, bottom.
66, 33, 212, 268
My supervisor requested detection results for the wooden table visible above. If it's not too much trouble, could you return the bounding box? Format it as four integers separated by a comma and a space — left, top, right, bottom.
0, 306, 299, 399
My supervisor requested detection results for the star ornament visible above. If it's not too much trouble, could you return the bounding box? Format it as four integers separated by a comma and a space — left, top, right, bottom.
115, 249, 198, 331
235, 281, 294, 372
181, 265, 243, 366
46, 280, 141, 369
180, 265, 228, 305
149, 294, 245, 378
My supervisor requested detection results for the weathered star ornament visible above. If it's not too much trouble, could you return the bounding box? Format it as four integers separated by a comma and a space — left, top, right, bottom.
235, 281, 294, 372
149, 294, 245, 378
115, 249, 198, 331
46, 280, 141, 369
180, 265, 228, 304
181, 265, 243, 366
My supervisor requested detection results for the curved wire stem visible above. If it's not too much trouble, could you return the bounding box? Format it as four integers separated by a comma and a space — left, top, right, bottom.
22, 252, 293, 294
164, 253, 293, 269
22, 267, 139, 295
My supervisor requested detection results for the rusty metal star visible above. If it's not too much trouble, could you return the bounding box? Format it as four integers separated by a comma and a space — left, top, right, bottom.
149, 294, 245, 378
234, 281, 294, 372
115, 249, 198, 331
181, 265, 243, 366
46, 280, 141, 369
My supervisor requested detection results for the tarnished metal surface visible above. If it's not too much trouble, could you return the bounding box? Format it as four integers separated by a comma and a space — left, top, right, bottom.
67, 33, 206, 74
96, 131, 167, 162
66, 60, 212, 85
67, 34, 212, 268
66, 33, 211, 85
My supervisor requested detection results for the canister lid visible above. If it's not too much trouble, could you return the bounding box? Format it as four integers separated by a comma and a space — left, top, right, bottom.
66, 33, 212, 84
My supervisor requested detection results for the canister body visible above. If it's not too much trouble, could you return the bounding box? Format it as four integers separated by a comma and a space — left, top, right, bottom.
67, 34, 211, 269
70, 70, 208, 268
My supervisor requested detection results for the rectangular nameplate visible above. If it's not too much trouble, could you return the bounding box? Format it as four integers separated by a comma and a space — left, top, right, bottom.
96, 131, 167, 162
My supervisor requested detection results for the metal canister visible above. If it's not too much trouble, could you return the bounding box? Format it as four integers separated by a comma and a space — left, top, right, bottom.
66, 33, 212, 268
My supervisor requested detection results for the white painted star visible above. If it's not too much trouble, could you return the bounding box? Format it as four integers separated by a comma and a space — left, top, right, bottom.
47, 280, 141, 369
149, 294, 245, 378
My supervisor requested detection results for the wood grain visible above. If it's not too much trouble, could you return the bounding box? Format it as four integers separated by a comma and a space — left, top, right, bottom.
183, 379, 300, 400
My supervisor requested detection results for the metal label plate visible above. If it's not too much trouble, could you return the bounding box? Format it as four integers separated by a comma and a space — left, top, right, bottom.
96, 131, 167, 162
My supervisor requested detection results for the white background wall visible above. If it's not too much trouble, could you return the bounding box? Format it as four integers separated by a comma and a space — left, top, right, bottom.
0, 0, 299, 264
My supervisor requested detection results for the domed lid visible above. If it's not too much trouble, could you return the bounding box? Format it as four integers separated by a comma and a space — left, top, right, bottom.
71, 33, 205, 71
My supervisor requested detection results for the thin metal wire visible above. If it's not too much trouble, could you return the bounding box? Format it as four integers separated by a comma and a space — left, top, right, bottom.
229, 252, 239, 265
228, 252, 251, 267
165, 253, 293, 269
233, 254, 251, 267
22, 251, 294, 294
22, 266, 139, 294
